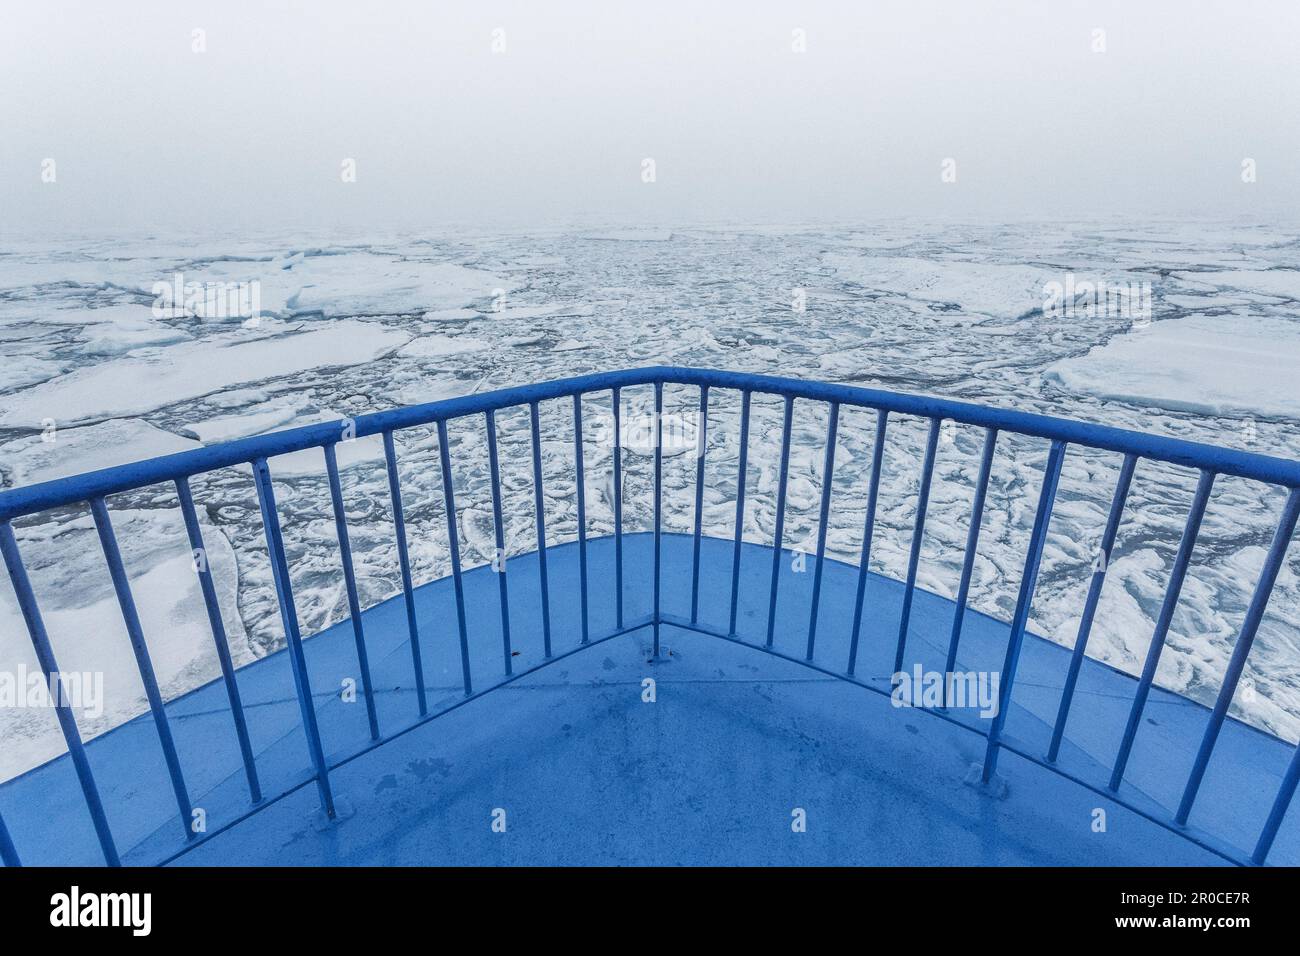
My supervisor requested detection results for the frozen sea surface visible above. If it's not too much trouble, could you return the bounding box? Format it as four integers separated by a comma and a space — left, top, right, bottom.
2, 221, 1300, 780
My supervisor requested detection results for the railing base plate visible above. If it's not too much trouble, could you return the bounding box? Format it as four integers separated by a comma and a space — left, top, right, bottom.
964, 763, 1009, 799
312, 796, 356, 831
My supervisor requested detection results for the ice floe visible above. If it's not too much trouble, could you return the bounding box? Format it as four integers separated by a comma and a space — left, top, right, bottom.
0, 508, 250, 780
1175, 269, 1300, 301
73, 304, 191, 356
180, 404, 304, 443
0, 320, 411, 428
399, 334, 490, 359
3, 223, 1300, 779
1043, 313, 1300, 419
824, 253, 1063, 323
1, 419, 199, 487
279, 256, 511, 318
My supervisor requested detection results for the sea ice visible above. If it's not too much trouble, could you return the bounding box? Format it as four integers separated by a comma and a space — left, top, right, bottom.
280, 256, 511, 317
74, 304, 191, 356
261, 432, 385, 479
0, 320, 411, 428
1176, 269, 1300, 300
0, 419, 200, 487
579, 229, 674, 242
3, 355, 67, 391
823, 253, 1063, 323
180, 404, 305, 444
3, 223, 1300, 779
422, 308, 481, 323
1043, 313, 1300, 419
0, 509, 251, 781
399, 335, 490, 359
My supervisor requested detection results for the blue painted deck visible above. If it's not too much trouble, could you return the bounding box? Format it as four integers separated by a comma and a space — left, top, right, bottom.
2, 533, 1294, 866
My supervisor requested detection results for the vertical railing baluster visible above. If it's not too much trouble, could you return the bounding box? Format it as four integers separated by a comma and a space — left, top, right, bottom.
485, 410, 513, 675
529, 402, 553, 658
436, 420, 473, 696
982, 440, 1067, 783
253, 458, 335, 819
573, 395, 590, 644
728, 390, 753, 637
383, 431, 428, 716
894, 418, 942, 673
1109, 469, 1215, 791
612, 388, 624, 629
0, 523, 119, 865
805, 401, 840, 660
848, 410, 889, 676
653, 381, 664, 657
90, 497, 194, 841
942, 427, 998, 703
1046, 453, 1137, 761
765, 396, 796, 649
690, 386, 710, 624
0, 810, 18, 867
322, 447, 379, 742
1182, 487, 1300, 831
1257, 745, 1300, 865
176, 477, 264, 798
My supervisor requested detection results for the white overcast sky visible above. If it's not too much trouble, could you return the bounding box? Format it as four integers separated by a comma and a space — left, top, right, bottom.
2, 0, 1298, 231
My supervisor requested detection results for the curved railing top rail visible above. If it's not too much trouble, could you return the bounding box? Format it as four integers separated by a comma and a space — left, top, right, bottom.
2, 365, 1299, 522
3, 362, 1300, 868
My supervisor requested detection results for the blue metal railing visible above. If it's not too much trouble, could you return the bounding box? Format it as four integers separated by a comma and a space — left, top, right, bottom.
1, 366, 1298, 867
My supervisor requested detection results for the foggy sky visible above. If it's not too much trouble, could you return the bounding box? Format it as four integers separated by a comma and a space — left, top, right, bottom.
3, 0, 1298, 232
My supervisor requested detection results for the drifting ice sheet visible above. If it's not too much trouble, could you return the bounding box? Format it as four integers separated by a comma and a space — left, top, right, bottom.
0, 509, 251, 781
399, 334, 489, 359
0, 320, 411, 428
1176, 269, 1300, 300
1043, 314, 1300, 419
281, 256, 511, 317
823, 254, 1066, 323
75, 305, 191, 356
1, 419, 200, 487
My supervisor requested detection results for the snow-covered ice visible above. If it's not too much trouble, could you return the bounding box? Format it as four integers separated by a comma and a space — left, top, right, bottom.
1044, 313, 1300, 419
0, 320, 410, 428
278, 256, 511, 318
1176, 269, 1300, 301
0, 509, 250, 778
2, 224, 1300, 781
74, 305, 192, 356
824, 253, 1083, 323
0, 419, 200, 487
399, 334, 490, 359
